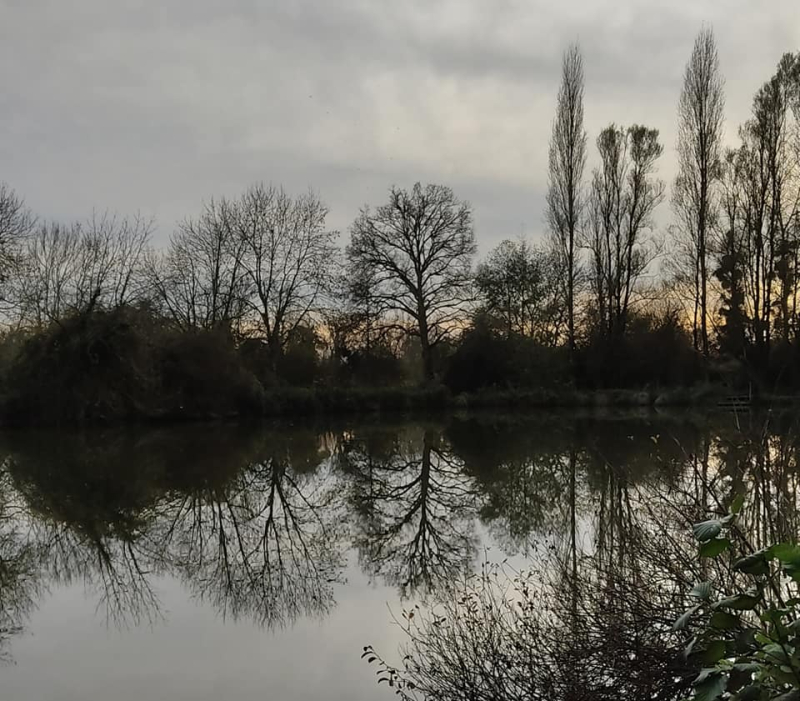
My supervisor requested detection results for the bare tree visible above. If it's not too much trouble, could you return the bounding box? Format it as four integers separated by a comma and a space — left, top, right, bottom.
474, 238, 566, 345
348, 183, 476, 383
0, 183, 34, 249
323, 266, 404, 370
149, 197, 248, 333
585, 125, 665, 337
232, 184, 339, 366
713, 147, 748, 358
673, 27, 725, 356
546, 43, 587, 355
13, 213, 152, 326
751, 54, 800, 348
13, 221, 82, 326
0, 183, 35, 307
74, 211, 152, 310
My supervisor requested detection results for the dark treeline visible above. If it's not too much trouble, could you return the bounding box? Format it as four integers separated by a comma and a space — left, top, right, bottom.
1, 29, 799, 423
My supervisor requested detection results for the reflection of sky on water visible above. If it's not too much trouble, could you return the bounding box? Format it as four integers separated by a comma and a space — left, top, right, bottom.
4, 525, 526, 701
3, 569, 405, 701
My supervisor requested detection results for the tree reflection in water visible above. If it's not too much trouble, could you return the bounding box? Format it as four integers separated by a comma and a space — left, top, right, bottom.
367, 413, 800, 701
337, 425, 479, 596
151, 435, 347, 627
0, 411, 797, 697
0, 465, 43, 662
0, 426, 348, 635
7, 431, 168, 628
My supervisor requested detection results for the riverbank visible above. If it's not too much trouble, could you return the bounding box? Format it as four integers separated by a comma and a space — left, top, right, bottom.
258, 385, 797, 417
3, 382, 796, 427
88, 385, 800, 423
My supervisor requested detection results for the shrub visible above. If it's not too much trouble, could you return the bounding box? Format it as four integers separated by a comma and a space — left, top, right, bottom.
5, 307, 264, 424
5, 306, 159, 424
577, 311, 702, 389
443, 319, 569, 393
277, 326, 322, 387
158, 328, 265, 418
676, 499, 800, 701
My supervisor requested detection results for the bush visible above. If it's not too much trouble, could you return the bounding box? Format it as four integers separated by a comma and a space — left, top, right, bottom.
325, 347, 405, 388
676, 500, 800, 701
765, 340, 800, 392
238, 338, 278, 388
159, 328, 265, 418
577, 311, 702, 389
277, 327, 322, 387
443, 319, 570, 394
4, 307, 264, 425
5, 306, 159, 424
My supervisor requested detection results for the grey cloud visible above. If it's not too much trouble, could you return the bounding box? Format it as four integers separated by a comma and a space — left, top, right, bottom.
0, 0, 797, 252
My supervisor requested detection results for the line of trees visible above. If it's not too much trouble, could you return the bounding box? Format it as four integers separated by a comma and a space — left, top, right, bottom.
0, 29, 799, 419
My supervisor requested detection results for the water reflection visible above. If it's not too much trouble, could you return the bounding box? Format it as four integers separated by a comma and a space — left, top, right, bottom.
0, 467, 42, 663
152, 444, 346, 629
338, 426, 479, 596
0, 411, 796, 672
366, 412, 800, 700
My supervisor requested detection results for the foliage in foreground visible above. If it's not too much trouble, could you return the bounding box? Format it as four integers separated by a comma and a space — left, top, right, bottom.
361, 552, 695, 700
677, 499, 800, 700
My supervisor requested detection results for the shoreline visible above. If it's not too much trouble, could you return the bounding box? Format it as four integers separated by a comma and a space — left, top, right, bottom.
3, 385, 797, 428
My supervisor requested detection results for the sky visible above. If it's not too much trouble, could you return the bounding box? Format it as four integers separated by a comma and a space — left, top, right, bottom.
1, 0, 798, 254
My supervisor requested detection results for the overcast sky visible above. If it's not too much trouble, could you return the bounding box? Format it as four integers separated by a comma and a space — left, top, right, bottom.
1, 0, 798, 253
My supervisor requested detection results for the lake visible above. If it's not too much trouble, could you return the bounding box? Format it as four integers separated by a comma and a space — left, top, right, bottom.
0, 409, 793, 699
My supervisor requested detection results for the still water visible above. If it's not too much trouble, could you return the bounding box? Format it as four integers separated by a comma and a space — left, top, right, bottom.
0, 410, 792, 699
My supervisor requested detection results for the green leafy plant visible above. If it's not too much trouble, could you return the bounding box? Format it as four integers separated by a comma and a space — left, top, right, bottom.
676, 495, 800, 700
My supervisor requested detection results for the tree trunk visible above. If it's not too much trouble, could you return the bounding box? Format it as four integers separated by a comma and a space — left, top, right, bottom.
700, 237, 709, 356
417, 309, 434, 384
568, 232, 576, 354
